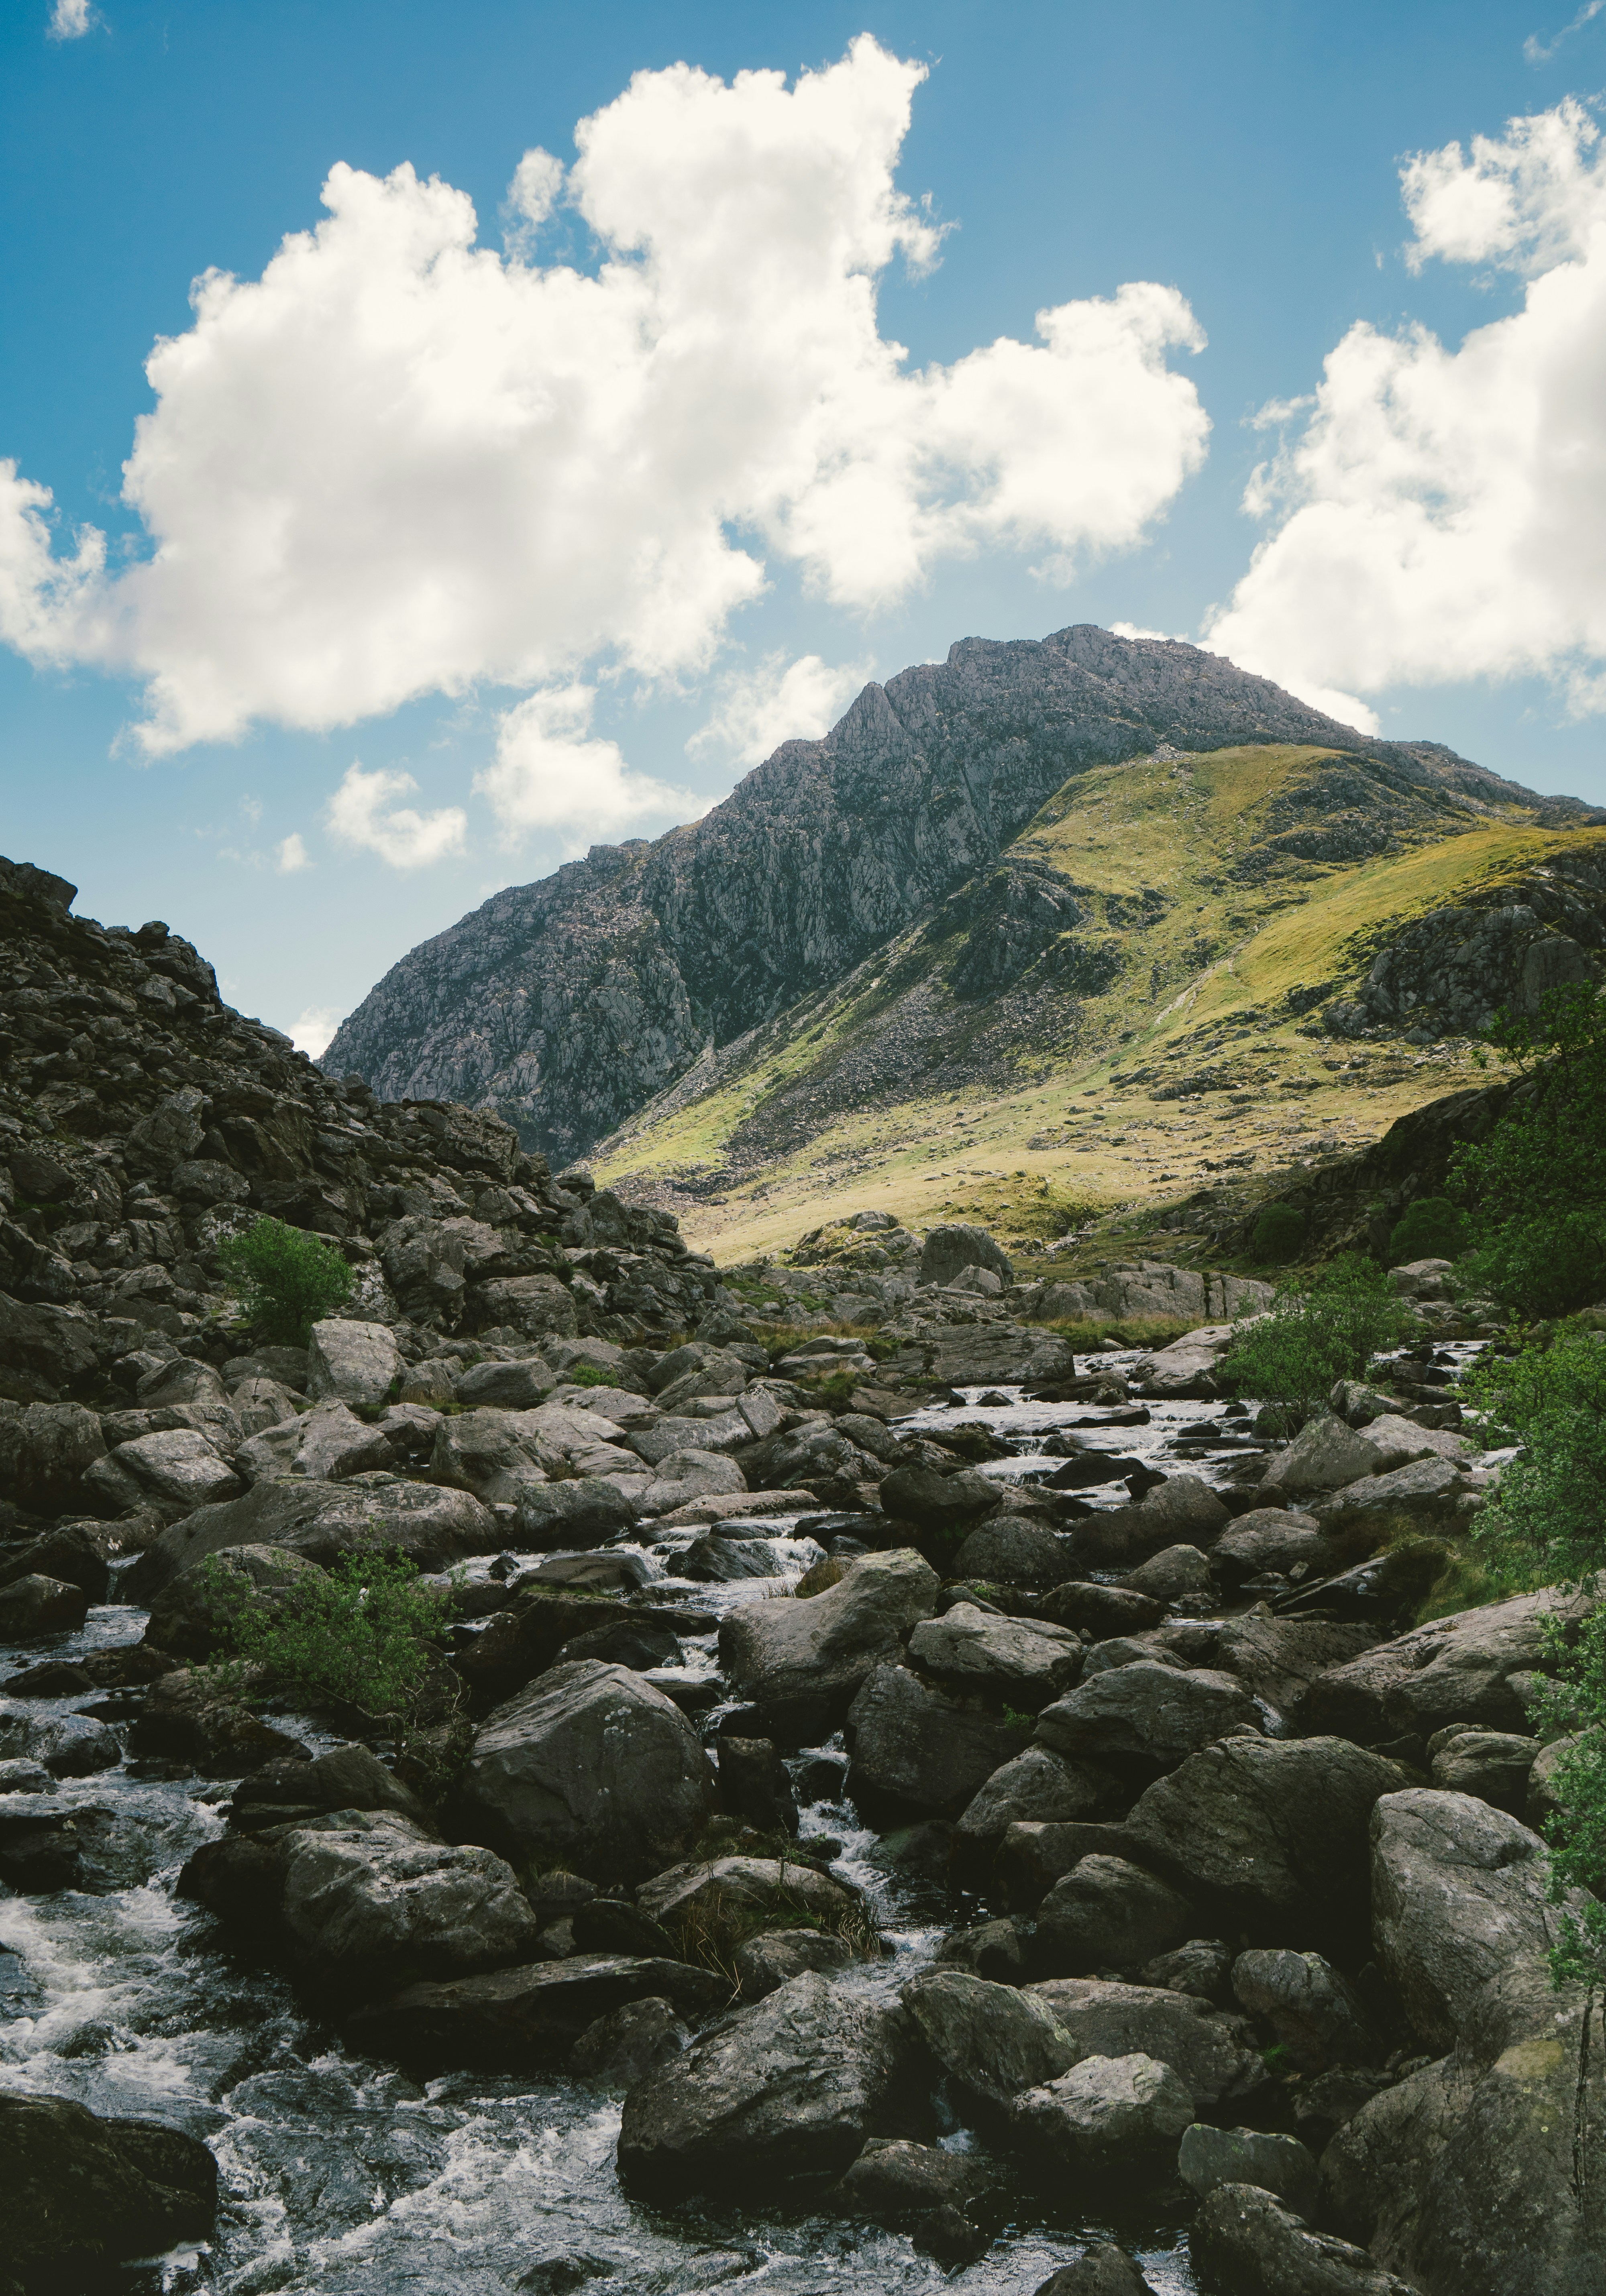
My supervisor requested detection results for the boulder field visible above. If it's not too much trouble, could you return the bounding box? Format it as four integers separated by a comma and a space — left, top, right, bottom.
0, 850, 1597, 2293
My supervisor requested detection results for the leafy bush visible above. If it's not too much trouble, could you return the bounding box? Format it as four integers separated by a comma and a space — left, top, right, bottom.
563, 1361, 623, 1389
1465, 1326, 1606, 1985
1249, 1203, 1307, 1264
216, 1215, 353, 1343
1388, 1195, 1466, 1264
1218, 1255, 1411, 1419
1451, 982, 1606, 1316
199, 1548, 454, 1738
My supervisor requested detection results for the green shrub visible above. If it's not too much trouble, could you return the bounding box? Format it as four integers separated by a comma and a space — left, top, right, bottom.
1452, 982, 1606, 1316
199, 1548, 454, 1738
1249, 1203, 1306, 1264
563, 1361, 623, 1389
1388, 1196, 1466, 1264
216, 1215, 353, 1343
1218, 1255, 1411, 1418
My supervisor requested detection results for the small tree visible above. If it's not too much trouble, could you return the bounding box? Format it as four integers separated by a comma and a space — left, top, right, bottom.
216, 1214, 353, 1343
1452, 981, 1606, 1316
1218, 1255, 1411, 1421
1249, 1203, 1306, 1264
1387, 1195, 1466, 1264
199, 1548, 453, 1739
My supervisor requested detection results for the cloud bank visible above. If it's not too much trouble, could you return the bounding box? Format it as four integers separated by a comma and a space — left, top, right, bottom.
0, 35, 1209, 790
1206, 97, 1606, 729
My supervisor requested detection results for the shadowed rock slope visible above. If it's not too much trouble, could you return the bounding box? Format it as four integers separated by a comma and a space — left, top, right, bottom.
325, 627, 1573, 1170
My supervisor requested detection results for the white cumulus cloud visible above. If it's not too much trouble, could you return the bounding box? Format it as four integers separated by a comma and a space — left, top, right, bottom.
289, 1005, 343, 1057
475, 685, 698, 852
326, 764, 467, 869
1204, 98, 1606, 726
48, 0, 92, 40
687, 652, 869, 766
275, 831, 309, 872
0, 36, 1208, 757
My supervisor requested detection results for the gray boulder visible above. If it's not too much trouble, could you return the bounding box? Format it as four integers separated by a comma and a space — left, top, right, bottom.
616, 1970, 915, 2199
0, 2089, 216, 2287
1124, 1544, 1213, 1601
955, 1746, 1119, 1848
1192, 2184, 1415, 2295
1429, 1728, 1539, 1814
1035, 1662, 1260, 1769
1141, 1938, 1235, 2006
454, 1359, 556, 1409
639, 1448, 746, 1516
1036, 1581, 1165, 1638
452, 1660, 715, 1882
846, 1663, 1023, 1819
306, 1318, 401, 1408
286, 1399, 395, 1482
1034, 1856, 1193, 1976
0, 1573, 89, 1637
467, 1273, 579, 1339
1211, 1511, 1330, 1587
878, 1464, 1003, 1534
1209, 1614, 1381, 1720
1012, 2053, 1194, 2176
0, 1710, 120, 1777
430, 1407, 556, 1502
0, 1400, 105, 1513
0, 1520, 110, 1602
344, 1952, 723, 2068
1033, 2248, 1157, 2296
1309, 1455, 1472, 1533
636, 1854, 861, 1946
570, 1996, 690, 2085
1259, 1412, 1393, 1498
951, 1515, 1079, 1588
907, 1602, 1083, 1707
108, 1428, 242, 1511
512, 1477, 640, 1551
899, 1968, 1076, 2106
124, 1474, 497, 1598
734, 1927, 856, 2001
1297, 1590, 1582, 1745
718, 1548, 941, 1740
919, 1223, 1014, 1287
1179, 2124, 1319, 2216
1230, 1949, 1379, 2074
1025, 1978, 1265, 2112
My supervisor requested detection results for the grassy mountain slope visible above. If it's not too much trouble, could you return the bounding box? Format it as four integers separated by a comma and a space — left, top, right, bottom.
593, 743, 1606, 1263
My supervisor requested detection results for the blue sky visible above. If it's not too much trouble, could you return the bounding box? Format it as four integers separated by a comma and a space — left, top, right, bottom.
4, 0, 1606, 1048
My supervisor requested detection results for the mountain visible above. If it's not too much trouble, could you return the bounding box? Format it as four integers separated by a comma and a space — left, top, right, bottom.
325, 626, 1577, 1170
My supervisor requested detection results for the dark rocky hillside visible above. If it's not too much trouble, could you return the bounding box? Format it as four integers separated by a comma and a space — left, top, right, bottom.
325, 627, 1573, 1167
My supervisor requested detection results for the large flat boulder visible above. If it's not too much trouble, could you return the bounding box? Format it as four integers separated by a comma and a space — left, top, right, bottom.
343, 1952, 726, 2069
846, 1664, 1023, 1819
0, 2090, 217, 2286
1023, 1977, 1265, 2113
616, 1970, 915, 2200
1034, 1662, 1260, 1770
123, 1475, 498, 1599
907, 1603, 1083, 1707
452, 1660, 715, 1882
1296, 1589, 1584, 1747
718, 1547, 940, 1741
1121, 1736, 1405, 1958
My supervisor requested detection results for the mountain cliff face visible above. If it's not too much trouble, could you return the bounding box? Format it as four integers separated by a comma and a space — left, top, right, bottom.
326, 626, 1563, 1167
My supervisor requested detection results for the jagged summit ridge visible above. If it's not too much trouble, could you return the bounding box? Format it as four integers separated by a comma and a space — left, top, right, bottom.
325, 626, 1567, 1164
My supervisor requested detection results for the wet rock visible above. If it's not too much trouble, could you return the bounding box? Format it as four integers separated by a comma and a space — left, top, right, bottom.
512, 1477, 641, 1551
1230, 1950, 1380, 2074
900, 1967, 1076, 2106
0, 1756, 52, 1793
846, 1663, 1024, 1819
128, 1667, 306, 1770
1428, 1728, 1539, 1814
1070, 1476, 1229, 1568
936, 1917, 1030, 1982
717, 1736, 799, 1835
636, 1855, 862, 1962
0, 1572, 88, 1637
878, 1464, 1002, 1536
682, 1532, 784, 1583
1192, 2184, 1414, 2294
1211, 1511, 1330, 1588
0, 2089, 217, 2285
230, 1740, 428, 1831
304, 1316, 401, 1409
452, 1660, 715, 1882
1308, 1456, 1473, 1536
144, 1541, 328, 1660
346, 1951, 725, 2068
1035, 1662, 1260, 1771
1024, 1979, 1265, 2113
1140, 1938, 1234, 2007
955, 1746, 1119, 1850
1012, 2052, 1194, 2178
1123, 1544, 1213, 1601
1296, 1590, 1579, 1745
829, 2137, 992, 2265
1291, 2066, 1398, 2150
570, 1996, 689, 2084
1034, 1856, 1194, 1977
1035, 1581, 1165, 1638
950, 1516, 1078, 1589
0, 1795, 82, 1891
1032, 2246, 1158, 2296
126, 1474, 497, 1597
640, 1448, 747, 1516
520, 1552, 651, 1594
0, 1400, 106, 1514
570, 1897, 677, 1960
734, 1927, 857, 2000
1121, 1736, 1406, 1958
0, 1711, 120, 1778
718, 1547, 940, 1741
0, 1520, 111, 1603
616, 1970, 916, 2200
907, 1602, 1083, 1707
1258, 1412, 1393, 1498
1208, 1614, 1380, 1719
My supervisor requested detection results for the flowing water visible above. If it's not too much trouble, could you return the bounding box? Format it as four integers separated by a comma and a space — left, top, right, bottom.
0, 1356, 1331, 2296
